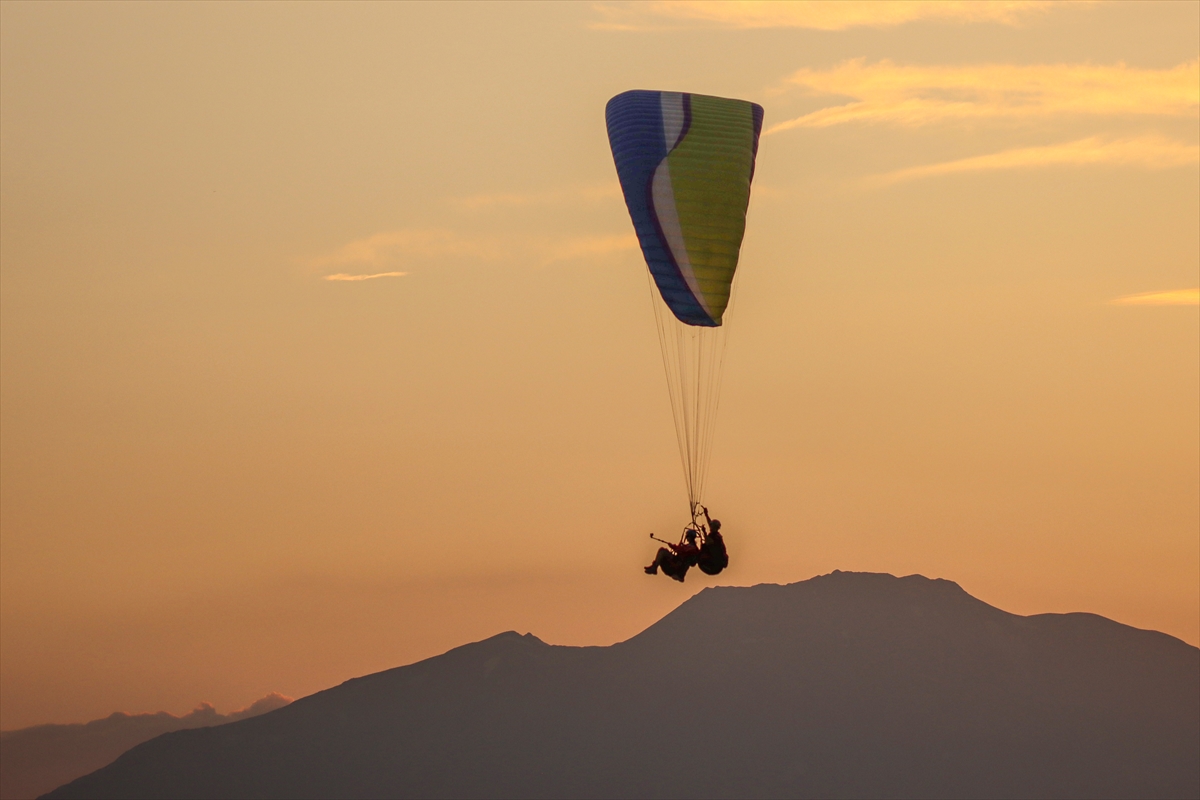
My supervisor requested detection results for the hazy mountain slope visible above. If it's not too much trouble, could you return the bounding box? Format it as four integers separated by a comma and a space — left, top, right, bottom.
1, 694, 291, 800
43, 572, 1199, 800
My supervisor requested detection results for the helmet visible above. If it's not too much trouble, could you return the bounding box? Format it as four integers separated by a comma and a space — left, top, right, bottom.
709, 519, 721, 531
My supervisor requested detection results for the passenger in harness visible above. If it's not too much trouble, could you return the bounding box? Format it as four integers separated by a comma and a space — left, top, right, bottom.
696, 505, 728, 576
644, 528, 701, 582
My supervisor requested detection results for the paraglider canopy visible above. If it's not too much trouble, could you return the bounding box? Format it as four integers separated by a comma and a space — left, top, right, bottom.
606, 90, 763, 328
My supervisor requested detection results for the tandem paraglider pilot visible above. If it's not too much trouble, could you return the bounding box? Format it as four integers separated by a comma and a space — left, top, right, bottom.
696, 506, 728, 576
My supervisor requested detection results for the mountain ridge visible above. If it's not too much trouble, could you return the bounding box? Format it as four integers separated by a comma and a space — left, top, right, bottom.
0, 694, 292, 800
43, 571, 1200, 800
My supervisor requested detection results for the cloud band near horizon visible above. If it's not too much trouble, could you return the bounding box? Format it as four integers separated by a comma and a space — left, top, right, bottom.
324, 271, 409, 282
1111, 289, 1200, 306
874, 135, 1200, 183
592, 1, 1064, 31
768, 59, 1199, 134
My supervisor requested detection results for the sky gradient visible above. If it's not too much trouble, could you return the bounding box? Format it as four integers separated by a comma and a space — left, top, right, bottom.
2, 0, 1197, 730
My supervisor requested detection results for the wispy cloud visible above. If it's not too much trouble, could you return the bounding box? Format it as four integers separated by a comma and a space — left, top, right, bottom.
874, 135, 1200, 183
768, 59, 1200, 134
592, 1, 1060, 31
455, 183, 621, 210
323, 271, 409, 282
309, 229, 503, 270
310, 228, 637, 279
1110, 288, 1200, 306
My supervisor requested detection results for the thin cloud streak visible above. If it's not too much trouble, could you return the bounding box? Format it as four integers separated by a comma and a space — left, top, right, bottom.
309, 229, 499, 269
591, 1, 1060, 31
768, 59, 1200, 134
1110, 289, 1200, 306
311, 228, 637, 272
323, 271, 409, 282
873, 135, 1200, 183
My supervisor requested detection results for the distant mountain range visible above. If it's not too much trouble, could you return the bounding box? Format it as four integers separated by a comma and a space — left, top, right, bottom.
1, 693, 291, 800
42, 572, 1199, 799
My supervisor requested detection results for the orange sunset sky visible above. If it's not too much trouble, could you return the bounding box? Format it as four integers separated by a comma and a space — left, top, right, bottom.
1, 1, 1197, 730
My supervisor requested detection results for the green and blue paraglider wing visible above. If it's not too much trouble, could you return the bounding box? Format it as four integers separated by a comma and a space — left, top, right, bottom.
605, 90, 764, 327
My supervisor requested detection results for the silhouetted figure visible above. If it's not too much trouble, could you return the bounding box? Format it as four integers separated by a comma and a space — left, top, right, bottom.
697, 510, 728, 575
645, 529, 700, 582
